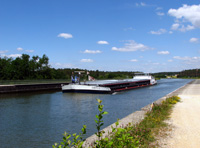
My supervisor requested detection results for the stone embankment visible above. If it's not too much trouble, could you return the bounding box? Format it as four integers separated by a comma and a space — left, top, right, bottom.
82, 80, 195, 147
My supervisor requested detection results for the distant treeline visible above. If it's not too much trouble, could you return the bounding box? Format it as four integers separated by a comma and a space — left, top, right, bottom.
178, 69, 200, 78
0, 54, 136, 80
153, 72, 178, 78
55, 69, 137, 80
153, 69, 200, 78
0, 54, 199, 80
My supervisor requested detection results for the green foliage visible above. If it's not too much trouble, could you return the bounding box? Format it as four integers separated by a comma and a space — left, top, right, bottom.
178, 69, 200, 78
95, 99, 108, 139
53, 96, 180, 148
154, 69, 200, 79
164, 96, 180, 104
153, 72, 178, 79
96, 120, 139, 148
0, 55, 135, 81
52, 99, 108, 148
52, 125, 87, 148
0, 54, 52, 80
0, 54, 141, 81
1, 53, 199, 81
94, 96, 181, 148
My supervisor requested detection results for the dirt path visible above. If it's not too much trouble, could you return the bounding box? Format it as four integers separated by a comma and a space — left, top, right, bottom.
160, 80, 200, 148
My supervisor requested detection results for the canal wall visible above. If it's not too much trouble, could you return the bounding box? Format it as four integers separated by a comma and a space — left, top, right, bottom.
0, 83, 69, 94
82, 80, 193, 147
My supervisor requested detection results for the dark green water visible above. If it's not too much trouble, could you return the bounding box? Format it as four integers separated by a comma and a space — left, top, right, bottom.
0, 79, 192, 148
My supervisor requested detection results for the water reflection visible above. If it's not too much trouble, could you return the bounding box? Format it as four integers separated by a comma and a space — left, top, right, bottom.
0, 79, 193, 148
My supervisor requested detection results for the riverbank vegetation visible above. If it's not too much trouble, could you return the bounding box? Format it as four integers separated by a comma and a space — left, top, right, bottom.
1, 54, 199, 81
53, 96, 181, 148
0, 54, 137, 81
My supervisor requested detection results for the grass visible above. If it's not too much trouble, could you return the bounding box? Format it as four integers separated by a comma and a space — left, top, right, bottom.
97, 96, 181, 148
53, 96, 181, 148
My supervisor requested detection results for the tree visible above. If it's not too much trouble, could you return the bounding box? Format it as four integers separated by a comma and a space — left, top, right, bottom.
0, 57, 12, 79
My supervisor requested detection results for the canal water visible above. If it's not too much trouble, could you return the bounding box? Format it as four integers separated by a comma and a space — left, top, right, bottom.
0, 79, 192, 148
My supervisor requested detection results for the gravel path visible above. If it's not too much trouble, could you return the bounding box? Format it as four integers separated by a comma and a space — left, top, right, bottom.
160, 80, 200, 148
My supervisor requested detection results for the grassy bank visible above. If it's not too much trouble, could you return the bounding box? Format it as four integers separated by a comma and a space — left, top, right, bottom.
53, 96, 180, 148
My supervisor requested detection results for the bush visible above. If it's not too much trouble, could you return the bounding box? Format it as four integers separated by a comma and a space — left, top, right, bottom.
53, 96, 181, 148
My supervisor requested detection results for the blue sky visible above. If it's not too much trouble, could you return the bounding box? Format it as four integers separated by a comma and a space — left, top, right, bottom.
0, 0, 200, 72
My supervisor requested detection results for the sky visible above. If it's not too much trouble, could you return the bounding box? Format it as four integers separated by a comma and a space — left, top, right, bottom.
0, 0, 200, 73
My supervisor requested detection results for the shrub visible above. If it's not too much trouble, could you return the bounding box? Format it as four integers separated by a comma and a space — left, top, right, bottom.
53, 96, 181, 148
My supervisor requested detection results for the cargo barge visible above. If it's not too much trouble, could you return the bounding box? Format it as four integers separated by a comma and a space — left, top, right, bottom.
0, 83, 69, 94
62, 72, 157, 94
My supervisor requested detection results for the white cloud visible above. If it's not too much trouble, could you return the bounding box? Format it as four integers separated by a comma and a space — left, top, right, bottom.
189, 38, 199, 43
173, 56, 200, 68
171, 23, 194, 32
53, 62, 74, 68
123, 27, 134, 31
17, 47, 34, 53
157, 12, 165, 16
55, 63, 62, 66
168, 4, 200, 31
168, 59, 173, 62
130, 59, 138, 62
17, 47, 23, 51
171, 23, 180, 30
150, 29, 167, 35
184, 25, 195, 31
173, 56, 200, 61
58, 33, 73, 39
141, 2, 146, 6
136, 2, 146, 7
153, 63, 160, 65
83, 49, 102, 54
80, 59, 94, 63
7, 54, 22, 58
173, 56, 186, 60
0, 50, 8, 54
180, 25, 194, 32
157, 51, 170, 55
156, 7, 163, 11
112, 40, 151, 52
0, 52, 21, 58
97, 41, 109, 44
26, 50, 34, 53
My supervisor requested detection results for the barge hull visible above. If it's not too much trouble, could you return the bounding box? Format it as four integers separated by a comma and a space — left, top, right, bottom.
101, 79, 151, 92
62, 89, 112, 94
0, 83, 69, 94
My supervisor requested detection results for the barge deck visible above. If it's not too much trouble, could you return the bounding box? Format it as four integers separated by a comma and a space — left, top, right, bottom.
84, 79, 151, 92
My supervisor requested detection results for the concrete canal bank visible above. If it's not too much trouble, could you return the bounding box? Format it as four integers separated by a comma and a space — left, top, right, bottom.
0, 83, 69, 94
82, 80, 195, 147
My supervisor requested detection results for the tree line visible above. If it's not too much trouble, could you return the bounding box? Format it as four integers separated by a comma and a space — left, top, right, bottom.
0, 54, 52, 80
153, 69, 200, 78
0, 54, 136, 80
0, 54, 199, 80
178, 69, 200, 78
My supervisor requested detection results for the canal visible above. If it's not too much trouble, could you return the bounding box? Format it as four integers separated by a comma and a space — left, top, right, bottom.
0, 79, 192, 148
